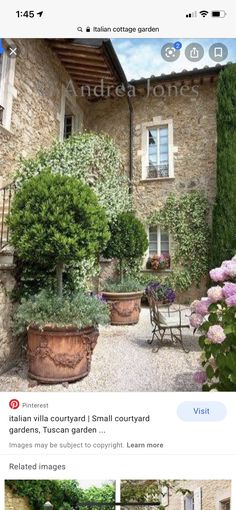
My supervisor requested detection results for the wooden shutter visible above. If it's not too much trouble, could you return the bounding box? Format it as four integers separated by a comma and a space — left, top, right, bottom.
194, 487, 202, 510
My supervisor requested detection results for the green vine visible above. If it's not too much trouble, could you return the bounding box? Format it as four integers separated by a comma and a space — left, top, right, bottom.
6, 480, 115, 510
148, 192, 210, 290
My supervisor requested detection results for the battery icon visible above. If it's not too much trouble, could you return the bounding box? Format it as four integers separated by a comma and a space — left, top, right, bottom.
211, 10, 227, 17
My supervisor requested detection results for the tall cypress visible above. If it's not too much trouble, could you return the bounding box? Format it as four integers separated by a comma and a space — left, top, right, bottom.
212, 64, 236, 267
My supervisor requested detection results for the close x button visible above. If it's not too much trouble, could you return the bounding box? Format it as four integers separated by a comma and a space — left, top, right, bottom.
7, 44, 20, 58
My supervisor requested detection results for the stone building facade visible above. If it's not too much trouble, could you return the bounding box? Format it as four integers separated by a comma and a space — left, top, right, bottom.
85, 75, 218, 301
0, 38, 85, 187
0, 38, 221, 370
165, 479, 231, 510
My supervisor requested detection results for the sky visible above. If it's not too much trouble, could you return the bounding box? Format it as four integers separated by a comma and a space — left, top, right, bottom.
112, 38, 236, 80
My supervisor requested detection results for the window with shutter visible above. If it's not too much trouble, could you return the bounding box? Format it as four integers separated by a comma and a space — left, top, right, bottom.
0, 40, 16, 130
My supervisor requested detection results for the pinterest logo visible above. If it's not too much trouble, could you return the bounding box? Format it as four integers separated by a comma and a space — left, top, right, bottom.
9, 399, 20, 410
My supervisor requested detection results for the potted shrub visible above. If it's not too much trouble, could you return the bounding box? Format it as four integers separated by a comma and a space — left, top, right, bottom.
9, 170, 110, 383
102, 212, 148, 325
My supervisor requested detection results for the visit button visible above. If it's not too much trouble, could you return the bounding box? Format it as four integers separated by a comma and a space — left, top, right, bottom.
177, 402, 227, 421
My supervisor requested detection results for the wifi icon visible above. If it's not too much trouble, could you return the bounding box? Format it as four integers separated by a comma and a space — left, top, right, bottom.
199, 10, 209, 17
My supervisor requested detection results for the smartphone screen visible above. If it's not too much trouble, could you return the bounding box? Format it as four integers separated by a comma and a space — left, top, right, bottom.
0, 2, 235, 510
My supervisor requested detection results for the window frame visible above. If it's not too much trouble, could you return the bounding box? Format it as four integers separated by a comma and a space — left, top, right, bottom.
147, 125, 169, 178
143, 225, 171, 269
220, 499, 230, 510
59, 81, 83, 140
183, 494, 194, 510
141, 117, 174, 180
148, 225, 170, 258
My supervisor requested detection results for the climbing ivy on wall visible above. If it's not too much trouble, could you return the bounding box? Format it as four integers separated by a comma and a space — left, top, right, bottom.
148, 192, 210, 290
12, 132, 131, 298
121, 480, 191, 509
15, 132, 131, 223
6, 480, 115, 510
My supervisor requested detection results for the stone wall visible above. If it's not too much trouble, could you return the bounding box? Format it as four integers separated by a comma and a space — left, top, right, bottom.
167, 479, 231, 510
0, 38, 85, 186
0, 265, 19, 375
85, 80, 217, 300
85, 81, 217, 212
5, 486, 31, 510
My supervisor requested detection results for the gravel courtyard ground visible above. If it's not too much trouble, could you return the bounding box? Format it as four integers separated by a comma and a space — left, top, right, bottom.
0, 307, 202, 392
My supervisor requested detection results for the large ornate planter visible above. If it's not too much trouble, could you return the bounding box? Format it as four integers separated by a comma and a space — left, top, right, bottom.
102, 291, 143, 325
27, 325, 99, 383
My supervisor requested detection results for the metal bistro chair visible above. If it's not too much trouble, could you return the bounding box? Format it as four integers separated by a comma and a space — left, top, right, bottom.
146, 289, 190, 353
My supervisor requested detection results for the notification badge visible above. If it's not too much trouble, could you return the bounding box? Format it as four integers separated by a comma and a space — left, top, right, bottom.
9, 399, 20, 410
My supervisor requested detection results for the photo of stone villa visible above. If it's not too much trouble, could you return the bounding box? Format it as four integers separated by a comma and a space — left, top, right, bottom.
120, 479, 231, 510
0, 38, 236, 392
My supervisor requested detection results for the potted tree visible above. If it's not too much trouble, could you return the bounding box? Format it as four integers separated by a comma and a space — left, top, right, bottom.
9, 170, 110, 384
102, 212, 148, 325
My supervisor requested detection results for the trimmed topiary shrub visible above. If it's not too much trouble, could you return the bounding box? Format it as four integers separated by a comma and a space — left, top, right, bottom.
9, 170, 109, 296
104, 211, 148, 282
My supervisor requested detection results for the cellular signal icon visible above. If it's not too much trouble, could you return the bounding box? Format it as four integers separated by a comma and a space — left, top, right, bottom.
186, 11, 197, 17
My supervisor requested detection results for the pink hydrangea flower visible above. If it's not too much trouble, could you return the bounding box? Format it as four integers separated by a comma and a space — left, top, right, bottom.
194, 297, 211, 316
209, 267, 227, 282
190, 300, 200, 312
223, 261, 236, 278
207, 286, 224, 303
190, 313, 203, 328
222, 259, 231, 265
222, 282, 236, 298
193, 370, 207, 384
225, 294, 236, 307
207, 325, 226, 344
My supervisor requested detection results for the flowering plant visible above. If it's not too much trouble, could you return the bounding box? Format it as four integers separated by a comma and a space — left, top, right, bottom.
190, 255, 236, 391
148, 253, 170, 271
145, 282, 176, 304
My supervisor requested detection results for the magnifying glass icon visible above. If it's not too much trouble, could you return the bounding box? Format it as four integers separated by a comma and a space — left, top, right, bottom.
77, 26, 83, 32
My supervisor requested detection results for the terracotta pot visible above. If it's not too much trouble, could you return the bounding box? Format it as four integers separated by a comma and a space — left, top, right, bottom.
27, 325, 99, 384
102, 291, 143, 325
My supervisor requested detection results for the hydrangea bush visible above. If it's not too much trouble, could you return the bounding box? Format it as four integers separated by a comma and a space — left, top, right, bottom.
190, 255, 236, 391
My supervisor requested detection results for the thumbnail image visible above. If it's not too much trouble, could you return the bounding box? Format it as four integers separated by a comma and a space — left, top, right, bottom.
0, 38, 236, 392
120, 479, 231, 510
5, 479, 115, 510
